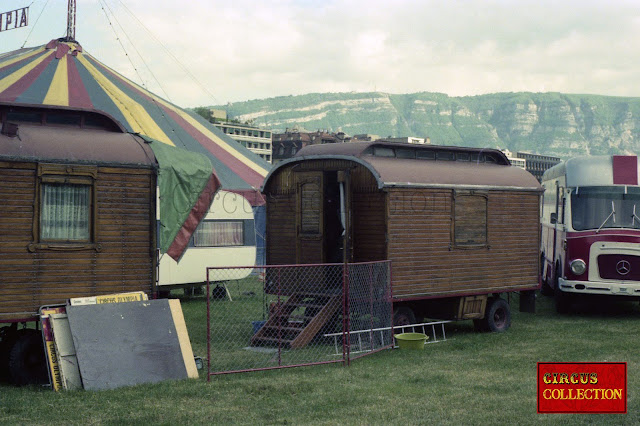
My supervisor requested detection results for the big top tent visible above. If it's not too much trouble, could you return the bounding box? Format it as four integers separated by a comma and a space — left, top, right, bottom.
0, 38, 271, 206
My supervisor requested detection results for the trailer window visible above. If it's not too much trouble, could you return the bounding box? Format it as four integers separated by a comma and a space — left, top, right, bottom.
396, 148, 415, 159
34, 164, 98, 249
436, 151, 455, 161
192, 221, 244, 246
373, 146, 395, 157
40, 183, 91, 241
453, 193, 488, 247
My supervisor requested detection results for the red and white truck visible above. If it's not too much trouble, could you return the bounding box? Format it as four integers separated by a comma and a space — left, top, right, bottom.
541, 155, 640, 311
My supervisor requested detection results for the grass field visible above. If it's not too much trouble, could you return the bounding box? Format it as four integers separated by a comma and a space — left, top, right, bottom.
1, 292, 639, 425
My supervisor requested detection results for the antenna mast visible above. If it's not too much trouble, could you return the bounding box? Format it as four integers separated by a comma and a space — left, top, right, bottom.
66, 0, 76, 41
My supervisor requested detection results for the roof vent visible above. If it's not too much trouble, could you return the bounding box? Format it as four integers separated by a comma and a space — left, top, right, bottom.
1, 122, 19, 138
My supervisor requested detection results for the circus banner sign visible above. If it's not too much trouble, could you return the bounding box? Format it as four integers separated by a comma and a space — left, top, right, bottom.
0, 7, 29, 32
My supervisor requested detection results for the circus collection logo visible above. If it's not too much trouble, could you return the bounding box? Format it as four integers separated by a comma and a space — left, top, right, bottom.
537, 362, 627, 414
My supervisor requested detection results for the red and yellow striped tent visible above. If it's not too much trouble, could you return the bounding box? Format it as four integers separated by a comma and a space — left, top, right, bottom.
0, 38, 270, 205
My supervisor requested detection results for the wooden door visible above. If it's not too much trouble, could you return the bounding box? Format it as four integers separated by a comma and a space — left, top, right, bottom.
296, 171, 324, 264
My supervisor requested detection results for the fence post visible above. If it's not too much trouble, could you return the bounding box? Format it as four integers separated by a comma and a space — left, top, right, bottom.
277, 267, 282, 367
206, 269, 211, 382
342, 263, 350, 366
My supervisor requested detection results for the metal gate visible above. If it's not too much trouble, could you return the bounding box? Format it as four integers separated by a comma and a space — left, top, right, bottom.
205, 261, 392, 377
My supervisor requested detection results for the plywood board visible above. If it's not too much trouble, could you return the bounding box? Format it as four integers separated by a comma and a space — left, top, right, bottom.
66, 299, 195, 390
168, 299, 198, 379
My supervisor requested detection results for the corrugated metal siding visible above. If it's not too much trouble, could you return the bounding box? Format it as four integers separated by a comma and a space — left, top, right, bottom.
388, 189, 539, 298
0, 163, 155, 321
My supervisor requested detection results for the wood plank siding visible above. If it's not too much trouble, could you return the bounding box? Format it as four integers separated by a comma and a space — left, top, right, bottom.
0, 162, 155, 321
264, 142, 542, 306
388, 188, 540, 298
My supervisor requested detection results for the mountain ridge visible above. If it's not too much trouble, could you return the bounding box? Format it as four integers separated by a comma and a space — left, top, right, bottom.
210, 91, 640, 158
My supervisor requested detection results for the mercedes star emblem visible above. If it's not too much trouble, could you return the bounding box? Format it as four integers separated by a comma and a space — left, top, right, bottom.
616, 260, 631, 276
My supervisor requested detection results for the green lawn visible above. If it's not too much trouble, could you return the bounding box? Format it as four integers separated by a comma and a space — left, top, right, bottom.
1, 292, 639, 425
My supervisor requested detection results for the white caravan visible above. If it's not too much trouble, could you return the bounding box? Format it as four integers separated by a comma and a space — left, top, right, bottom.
157, 190, 256, 292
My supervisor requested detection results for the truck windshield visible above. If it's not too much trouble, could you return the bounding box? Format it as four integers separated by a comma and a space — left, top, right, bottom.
571, 186, 640, 231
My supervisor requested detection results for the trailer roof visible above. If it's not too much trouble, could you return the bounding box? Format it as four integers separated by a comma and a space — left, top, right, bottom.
0, 104, 155, 167
543, 155, 640, 187
265, 141, 542, 191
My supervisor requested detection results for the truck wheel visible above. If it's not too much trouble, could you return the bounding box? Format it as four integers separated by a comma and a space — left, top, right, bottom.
8, 329, 48, 386
393, 307, 416, 329
554, 267, 571, 314
483, 298, 511, 333
540, 255, 553, 296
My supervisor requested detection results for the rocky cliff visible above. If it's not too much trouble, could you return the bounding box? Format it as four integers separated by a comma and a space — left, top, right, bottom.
213, 91, 640, 158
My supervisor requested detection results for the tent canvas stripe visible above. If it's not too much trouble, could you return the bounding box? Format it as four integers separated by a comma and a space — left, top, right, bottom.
85, 54, 268, 184
81, 54, 190, 146
0, 40, 270, 206
81, 52, 269, 178
0, 51, 55, 102
14, 56, 59, 105
73, 56, 131, 126
77, 53, 173, 145
162, 107, 266, 188
43, 54, 69, 106
172, 107, 269, 177
0, 47, 45, 75
155, 99, 269, 178
66, 56, 93, 109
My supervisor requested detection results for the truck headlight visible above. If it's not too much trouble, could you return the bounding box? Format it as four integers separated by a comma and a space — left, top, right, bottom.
570, 259, 587, 275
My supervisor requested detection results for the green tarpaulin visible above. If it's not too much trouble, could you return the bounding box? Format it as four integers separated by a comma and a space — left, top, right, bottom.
144, 135, 219, 260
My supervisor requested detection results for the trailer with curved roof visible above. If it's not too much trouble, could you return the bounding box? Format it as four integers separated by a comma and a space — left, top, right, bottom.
0, 103, 217, 384
262, 141, 543, 332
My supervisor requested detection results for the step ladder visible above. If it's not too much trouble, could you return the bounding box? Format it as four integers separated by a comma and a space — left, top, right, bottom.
250, 293, 341, 349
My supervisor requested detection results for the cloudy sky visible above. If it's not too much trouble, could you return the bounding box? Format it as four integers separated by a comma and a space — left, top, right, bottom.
2, 0, 640, 108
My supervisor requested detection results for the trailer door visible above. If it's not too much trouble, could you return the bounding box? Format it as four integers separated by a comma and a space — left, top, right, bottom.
296, 171, 324, 263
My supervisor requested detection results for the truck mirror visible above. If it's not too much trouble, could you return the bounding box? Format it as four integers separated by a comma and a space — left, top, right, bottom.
550, 212, 557, 224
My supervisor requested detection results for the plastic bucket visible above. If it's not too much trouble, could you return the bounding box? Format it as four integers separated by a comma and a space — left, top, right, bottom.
395, 333, 428, 350
252, 320, 266, 335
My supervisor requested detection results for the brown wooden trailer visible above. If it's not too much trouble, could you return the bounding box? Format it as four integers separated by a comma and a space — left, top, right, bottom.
0, 103, 215, 384
262, 141, 543, 335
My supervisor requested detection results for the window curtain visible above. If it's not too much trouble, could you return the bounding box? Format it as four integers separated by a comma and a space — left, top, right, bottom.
41, 183, 90, 240
193, 221, 243, 247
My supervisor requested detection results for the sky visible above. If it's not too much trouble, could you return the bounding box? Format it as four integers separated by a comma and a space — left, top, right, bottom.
2, 0, 640, 108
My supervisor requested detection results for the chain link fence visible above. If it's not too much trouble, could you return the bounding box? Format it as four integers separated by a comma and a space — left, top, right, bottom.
205, 261, 392, 377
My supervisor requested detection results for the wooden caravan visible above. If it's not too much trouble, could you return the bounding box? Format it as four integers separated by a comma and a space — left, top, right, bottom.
0, 104, 158, 323
0, 104, 216, 384
262, 141, 543, 333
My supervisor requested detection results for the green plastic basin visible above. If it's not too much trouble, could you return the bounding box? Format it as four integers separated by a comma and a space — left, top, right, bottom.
395, 332, 428, 350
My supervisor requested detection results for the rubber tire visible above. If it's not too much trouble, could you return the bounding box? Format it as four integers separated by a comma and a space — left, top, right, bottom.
8, 329, 49, 386
393, 307, 416, 328
0, 328, 18, 382
554, 266, 571, 314
540, 255, 554, 296
482, 298, 511, 333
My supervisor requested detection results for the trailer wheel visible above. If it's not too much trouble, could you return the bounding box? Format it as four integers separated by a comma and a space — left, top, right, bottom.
0, 326, 18, 382
8, 329, 48, 386
483, 298, 511, 333
393, 307, 416, 329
